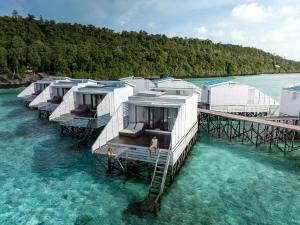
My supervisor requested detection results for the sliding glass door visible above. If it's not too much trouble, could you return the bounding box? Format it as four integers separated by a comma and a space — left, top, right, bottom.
83, 94, 103, 110
136, 106, 177, 131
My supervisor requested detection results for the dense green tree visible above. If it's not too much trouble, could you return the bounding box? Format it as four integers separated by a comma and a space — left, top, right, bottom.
0, 47, 8, 72
0, 12, 299, 78
8, 36, 26, 73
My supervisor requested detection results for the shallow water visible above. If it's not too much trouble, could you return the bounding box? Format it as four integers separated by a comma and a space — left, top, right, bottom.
1, 74, 300, 225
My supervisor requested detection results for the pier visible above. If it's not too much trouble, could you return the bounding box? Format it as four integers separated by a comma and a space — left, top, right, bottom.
198, 108, 300, 154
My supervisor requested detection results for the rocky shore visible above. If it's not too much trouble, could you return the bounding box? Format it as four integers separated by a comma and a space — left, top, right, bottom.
0, 73, 48, 89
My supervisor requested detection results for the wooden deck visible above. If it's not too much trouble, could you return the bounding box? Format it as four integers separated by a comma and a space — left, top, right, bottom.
198, 108, 300, 131
109, 131, 171, 149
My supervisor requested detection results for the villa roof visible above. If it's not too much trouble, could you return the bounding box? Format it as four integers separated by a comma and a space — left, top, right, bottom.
202, 79, 236, 87
286, 84, 300, 92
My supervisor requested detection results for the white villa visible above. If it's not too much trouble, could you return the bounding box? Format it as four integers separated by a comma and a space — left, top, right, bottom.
91, 87, 198, 204
199, 79, 279, 115
17, 77, 68, 106
92, 86, 198, 167
49, 80, 134, 129
154, 77, 201, 103
280, 84, 300, 116
119, 76, 155, 93
29, 79, 96, 116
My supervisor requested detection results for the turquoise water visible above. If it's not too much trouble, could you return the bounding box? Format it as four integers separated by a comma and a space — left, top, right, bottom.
1, 74, 300, 225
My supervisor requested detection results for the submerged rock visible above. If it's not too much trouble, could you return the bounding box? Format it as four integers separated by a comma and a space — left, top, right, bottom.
74, 214, 93, 225
227, 178, 236, 184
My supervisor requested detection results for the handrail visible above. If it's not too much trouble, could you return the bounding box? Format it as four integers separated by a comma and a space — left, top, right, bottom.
155, 144, 172, 203
150, 150, 161, 187
171, 121, 198, 152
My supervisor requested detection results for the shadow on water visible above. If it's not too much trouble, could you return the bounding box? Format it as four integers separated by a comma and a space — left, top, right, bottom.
6, 107, 36, 118
0, 99, 24, 108
31, 136, 109, 181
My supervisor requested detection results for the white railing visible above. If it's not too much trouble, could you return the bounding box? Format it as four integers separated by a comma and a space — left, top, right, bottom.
156, 147, 171, 203
29, 85, 51, 107
210, 105, 271, 113
92, 103, 126, 152
17, 83, 35, 98
49, 86, 78, 121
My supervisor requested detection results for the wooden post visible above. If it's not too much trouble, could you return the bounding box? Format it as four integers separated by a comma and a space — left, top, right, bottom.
255, 124, 260, 147
269, 126, 274, 152
218, 116, 221, 138
108, 156, 112, 174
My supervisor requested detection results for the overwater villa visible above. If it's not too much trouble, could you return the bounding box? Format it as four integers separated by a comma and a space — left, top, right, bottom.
199, 79, 279, 116
119, 76, 155, 93
153, 77, 202, 103
280, 84, 300, 116
49, 80, 134, 137
17, 77, 69, 106
92, 87, 199, 210
29, 79, 96, 118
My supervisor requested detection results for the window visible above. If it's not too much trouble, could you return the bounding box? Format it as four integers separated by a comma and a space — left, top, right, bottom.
57, 88, 63, 97
83, 94, 91, 106
136, 106, 177, 131
91, 95, 102, 110
136, 106, 149, 126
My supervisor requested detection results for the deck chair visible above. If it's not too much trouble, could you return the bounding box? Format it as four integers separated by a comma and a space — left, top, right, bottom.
119, 122, 144, 137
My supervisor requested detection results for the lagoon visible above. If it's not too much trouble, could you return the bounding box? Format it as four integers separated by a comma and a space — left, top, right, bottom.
0, 74, 300, 225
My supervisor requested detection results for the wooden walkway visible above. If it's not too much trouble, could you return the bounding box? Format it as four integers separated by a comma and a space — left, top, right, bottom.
198, 109, 300, 131
198, 108, 300, 154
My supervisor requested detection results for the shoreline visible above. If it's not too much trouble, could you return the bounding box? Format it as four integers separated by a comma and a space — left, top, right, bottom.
1, 71, 299, 89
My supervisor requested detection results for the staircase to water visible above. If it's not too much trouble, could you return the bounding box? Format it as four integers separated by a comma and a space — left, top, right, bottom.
143, 146, 171, 213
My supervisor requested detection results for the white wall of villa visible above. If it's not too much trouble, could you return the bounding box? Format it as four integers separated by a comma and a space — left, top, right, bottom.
29, 85, 52, 107
200, 81, 279, 113
119, 76, 155, 93
17, 83, 35, 98
29, 79, 96, 108
49, 86, 79, 120
92, 88, 198, 165
280, 85, 300, 116
154, 77, 202, 102
49, 83, 133, 121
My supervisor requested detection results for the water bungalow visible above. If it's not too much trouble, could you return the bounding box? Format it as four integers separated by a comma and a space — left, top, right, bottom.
17, 77, 69, 106
49, 80, 134, 137
29, 79, 96, 118
199, 80, 279, 116
153, 77, 201, 103
92, 87, 199, 211
280, 84, 300, 117
119, 76, 155, 93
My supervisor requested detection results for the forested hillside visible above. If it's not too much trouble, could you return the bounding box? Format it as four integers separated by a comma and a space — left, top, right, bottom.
1, 11, 300, 79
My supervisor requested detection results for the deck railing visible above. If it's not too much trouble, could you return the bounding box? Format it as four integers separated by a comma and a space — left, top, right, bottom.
210, 105, 271, 113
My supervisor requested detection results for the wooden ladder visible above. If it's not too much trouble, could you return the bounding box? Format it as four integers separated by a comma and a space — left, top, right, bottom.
77, 113, 96, 148
148, 144, 171, 211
